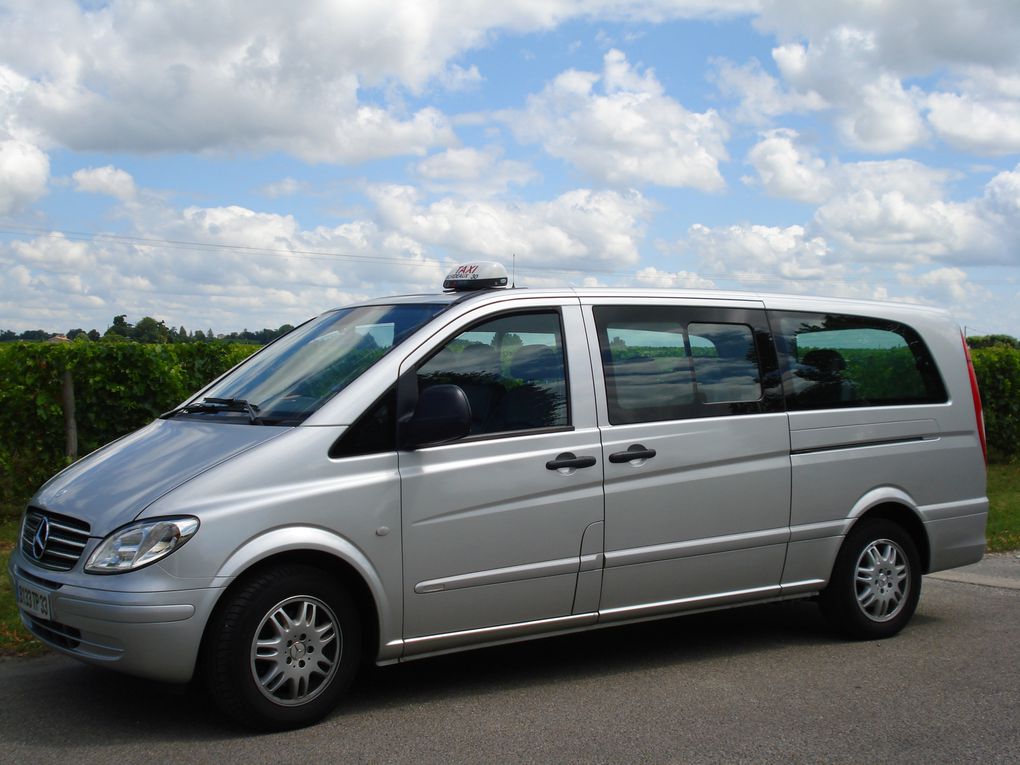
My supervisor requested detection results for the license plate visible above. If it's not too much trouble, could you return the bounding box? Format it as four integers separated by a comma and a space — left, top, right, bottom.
15, 579, 51, 621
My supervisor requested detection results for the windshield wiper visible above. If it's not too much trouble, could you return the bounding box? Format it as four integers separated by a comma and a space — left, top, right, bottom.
162, 397, 265, 424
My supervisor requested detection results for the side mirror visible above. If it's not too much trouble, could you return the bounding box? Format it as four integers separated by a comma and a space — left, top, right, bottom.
400, 384, 471, 450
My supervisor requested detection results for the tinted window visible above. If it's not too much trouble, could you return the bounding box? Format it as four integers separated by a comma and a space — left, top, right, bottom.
600, 320, 694, 420
688, 323, 762, 404
329, 388, 396, 458
417, 311, 568, 436
595, 306, 777, 425
773, 312, 947, 410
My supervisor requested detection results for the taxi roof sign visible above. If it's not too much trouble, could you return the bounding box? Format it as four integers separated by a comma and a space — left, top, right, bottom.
443, 262, 510, 292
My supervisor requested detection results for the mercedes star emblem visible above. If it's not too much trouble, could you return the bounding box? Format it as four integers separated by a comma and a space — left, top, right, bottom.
32, 517, 50, 560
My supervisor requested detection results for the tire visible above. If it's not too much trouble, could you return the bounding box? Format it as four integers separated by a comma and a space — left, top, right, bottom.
819, 518, 922, 640
203, 564, 362, 731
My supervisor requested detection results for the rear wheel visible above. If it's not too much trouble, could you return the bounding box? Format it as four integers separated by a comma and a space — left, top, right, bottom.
203, 564, 362, 731
819, 519, 922, 640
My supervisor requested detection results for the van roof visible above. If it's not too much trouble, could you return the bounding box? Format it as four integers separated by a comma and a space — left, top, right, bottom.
344, 286, 950, 319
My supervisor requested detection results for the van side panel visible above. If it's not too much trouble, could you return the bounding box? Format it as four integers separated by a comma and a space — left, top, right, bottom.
766, 301, 987, 583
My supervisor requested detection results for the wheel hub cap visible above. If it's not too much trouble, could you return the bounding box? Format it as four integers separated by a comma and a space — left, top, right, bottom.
854, 539, 910, 623
250, 595, 342, 707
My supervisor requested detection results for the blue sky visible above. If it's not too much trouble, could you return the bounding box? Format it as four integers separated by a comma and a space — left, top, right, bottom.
1, 0, 1019, 336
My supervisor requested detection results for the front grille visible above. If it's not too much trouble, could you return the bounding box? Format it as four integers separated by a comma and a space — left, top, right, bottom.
20, 508, 91, 571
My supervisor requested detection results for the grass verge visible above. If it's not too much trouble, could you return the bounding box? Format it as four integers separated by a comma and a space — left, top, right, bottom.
0, 462, 1017, 656
987, 460, 1020, 552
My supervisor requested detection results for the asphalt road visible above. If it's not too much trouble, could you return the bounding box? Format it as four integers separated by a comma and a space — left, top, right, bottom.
2, 566, 1018, 764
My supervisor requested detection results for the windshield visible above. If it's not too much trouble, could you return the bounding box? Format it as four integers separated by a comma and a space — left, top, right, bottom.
193, 303, 445, 424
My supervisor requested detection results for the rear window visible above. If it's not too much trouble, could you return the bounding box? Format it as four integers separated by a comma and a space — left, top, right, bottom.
773, 312, 947, 410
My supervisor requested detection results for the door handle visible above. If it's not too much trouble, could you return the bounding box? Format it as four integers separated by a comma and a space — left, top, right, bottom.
546, 452, 597, 470
608, 444, 657, 463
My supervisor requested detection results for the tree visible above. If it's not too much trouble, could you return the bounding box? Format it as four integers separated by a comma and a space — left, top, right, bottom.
67, 328, 88, 340
0, 329, 16, 342
968, 334, 1020, 350
105, 314, 133, 338
87, 329, 101, 341
132, 316, 170, 344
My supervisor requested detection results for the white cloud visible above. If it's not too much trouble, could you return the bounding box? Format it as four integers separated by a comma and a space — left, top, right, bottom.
0, 1, 755, 163
687, 223, 845, 285
746, 129, 833, 203
369, 183, 653, 265
438, 64, 484, 92
757, 1, 1020, 74
2, 169, 657, 332
634, 266, 715, 289
415, 146, 538, 196
812, 160, 1002, 263
259, 177, 307, 199
673, 158, 1020, 306
177, 206, 300, 250
0, 138, 48, 214
510, 49, 729, 191
11, 232, 92, 271
754, 1, 1020, 154
835, 75, 928, 153
741, 143, 1020, 267
710, 57, 826, 125
769, 36, 929, 153
667, 221, 902, 302
72, 165, 136, 201
984, 164, 1020, 220
898, 266, 990, 305
3, 0, 1020, 338
926, 92, 1020, 155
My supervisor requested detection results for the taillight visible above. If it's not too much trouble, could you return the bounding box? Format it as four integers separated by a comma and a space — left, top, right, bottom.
961, 331, 987, 464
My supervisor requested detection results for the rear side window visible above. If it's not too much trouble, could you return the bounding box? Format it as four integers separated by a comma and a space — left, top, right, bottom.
594, 305, 781, 424
773, 312, 947, 410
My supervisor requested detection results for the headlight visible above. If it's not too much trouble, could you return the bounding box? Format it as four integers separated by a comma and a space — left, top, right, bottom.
85, 517, 200, 574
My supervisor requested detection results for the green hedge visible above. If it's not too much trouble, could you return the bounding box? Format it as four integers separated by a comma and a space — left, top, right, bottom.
971, 346, 1020, 460
0, 341, 256, 505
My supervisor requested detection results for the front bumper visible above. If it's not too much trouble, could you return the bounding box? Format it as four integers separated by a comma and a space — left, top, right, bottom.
8, 554, 224, 684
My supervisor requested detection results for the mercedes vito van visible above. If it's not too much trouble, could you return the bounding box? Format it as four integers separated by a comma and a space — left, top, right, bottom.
10, 262, 988, 730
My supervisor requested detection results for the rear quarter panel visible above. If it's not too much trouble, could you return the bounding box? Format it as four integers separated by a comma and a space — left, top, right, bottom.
764, 297, 987, 580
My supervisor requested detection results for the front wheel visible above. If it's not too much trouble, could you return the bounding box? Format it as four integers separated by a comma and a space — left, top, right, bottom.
819, 519, 922, 640
203, 564, 362, 731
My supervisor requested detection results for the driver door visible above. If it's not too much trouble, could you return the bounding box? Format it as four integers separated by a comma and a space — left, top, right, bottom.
397, 300, 604, 647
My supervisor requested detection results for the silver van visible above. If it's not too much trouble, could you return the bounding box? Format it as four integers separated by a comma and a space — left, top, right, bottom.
10, 262, 988, 730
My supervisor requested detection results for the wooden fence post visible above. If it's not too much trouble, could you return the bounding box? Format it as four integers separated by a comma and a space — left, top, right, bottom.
62, 368, 78, 461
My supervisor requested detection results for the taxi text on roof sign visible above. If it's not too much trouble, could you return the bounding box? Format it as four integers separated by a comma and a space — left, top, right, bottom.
443, 262, 509, 292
